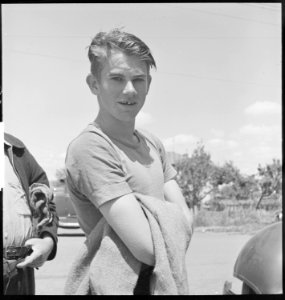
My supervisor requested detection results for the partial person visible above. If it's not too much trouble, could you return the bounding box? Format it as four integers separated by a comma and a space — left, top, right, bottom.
64, 28, 194, 295
3, 133, 59, 295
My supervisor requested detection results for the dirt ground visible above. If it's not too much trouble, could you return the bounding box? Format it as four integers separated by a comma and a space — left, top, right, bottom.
35, 227, 253, 295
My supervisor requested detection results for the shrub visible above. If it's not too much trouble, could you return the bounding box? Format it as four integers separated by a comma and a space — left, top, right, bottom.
194, 207, 277, 229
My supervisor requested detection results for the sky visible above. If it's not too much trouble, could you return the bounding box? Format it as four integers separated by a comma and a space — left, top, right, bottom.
1, 3, 282, 186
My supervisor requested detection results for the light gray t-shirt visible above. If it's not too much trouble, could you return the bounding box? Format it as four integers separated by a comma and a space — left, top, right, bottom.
65, 123, 177, 235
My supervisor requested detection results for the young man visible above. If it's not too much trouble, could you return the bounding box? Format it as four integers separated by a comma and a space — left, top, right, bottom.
3, 133, 59, 295
65, 28, 193, 294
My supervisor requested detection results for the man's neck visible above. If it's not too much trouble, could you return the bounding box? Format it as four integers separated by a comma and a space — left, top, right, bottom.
95, 113, 138, 145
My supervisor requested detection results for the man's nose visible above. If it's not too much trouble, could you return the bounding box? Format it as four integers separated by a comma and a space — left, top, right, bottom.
123, 81, 136, 95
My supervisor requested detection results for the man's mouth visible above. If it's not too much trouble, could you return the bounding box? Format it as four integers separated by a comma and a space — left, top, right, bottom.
118, 101, 136, 106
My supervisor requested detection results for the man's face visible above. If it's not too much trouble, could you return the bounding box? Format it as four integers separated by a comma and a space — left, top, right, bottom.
88, 49, 151, 123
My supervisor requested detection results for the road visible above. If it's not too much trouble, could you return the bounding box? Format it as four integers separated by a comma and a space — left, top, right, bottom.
35, 227, 253, 295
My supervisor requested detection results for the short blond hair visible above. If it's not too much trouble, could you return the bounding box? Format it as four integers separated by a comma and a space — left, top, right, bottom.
87, 28, 156, 80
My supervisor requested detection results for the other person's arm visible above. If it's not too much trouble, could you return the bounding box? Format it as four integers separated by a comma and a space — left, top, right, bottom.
17, 147, 58, 269
25, 147, 59, 256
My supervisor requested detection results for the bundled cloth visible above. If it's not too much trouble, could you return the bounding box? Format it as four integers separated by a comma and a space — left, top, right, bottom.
64, 193, 193, 295
29, 183, 54, 236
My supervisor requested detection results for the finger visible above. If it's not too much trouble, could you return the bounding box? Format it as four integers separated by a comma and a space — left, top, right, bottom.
16, 254, 35, 268
16, 250, 45, 269
22, 256, 45, 269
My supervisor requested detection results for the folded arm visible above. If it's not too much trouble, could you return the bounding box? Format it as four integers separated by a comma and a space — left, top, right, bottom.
98, 180, 193, 266
99, 193, 155, 266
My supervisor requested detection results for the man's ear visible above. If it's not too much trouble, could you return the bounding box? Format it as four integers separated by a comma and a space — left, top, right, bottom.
86, 74, 100, 95
147, 75, 152, 94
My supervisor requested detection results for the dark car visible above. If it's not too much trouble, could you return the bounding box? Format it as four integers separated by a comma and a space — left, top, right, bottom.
52, 180, 80, 229
223, 220, 282, 294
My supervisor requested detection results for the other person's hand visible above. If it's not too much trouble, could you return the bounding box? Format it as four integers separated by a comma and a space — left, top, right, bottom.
16, 235, 54, 269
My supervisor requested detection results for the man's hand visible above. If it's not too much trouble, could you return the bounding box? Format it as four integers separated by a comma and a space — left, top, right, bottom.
16, 236, 54, 269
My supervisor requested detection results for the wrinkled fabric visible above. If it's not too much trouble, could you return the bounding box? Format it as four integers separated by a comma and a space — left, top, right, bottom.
4, 133, 58, 260
3, 133, 58, 295
64, 193, 192, 295
29, 183, 54, 237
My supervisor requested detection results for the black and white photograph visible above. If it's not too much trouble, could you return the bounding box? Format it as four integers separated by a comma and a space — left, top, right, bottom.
1, 3, 282, 295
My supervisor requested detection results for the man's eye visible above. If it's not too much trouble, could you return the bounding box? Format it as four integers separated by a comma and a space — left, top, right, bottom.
133, 78, 145, 82
111, 77, 123, 82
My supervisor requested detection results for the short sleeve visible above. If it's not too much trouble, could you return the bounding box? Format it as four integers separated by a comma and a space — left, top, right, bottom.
139, 130, 177, 183
154, 137, 177, 183
65, 131, 132, 208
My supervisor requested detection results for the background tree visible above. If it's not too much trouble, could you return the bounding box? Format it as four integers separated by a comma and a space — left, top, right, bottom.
210, 161, 240, 186
175, 142, 215, 209
211, 161, 259, 201
256, 159, 282, 209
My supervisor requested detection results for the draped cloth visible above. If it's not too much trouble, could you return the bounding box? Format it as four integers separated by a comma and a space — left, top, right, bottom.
64, 193, 192, 295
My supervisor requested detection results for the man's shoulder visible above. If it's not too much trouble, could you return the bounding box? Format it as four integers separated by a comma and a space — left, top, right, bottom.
67, 124, 116, 156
